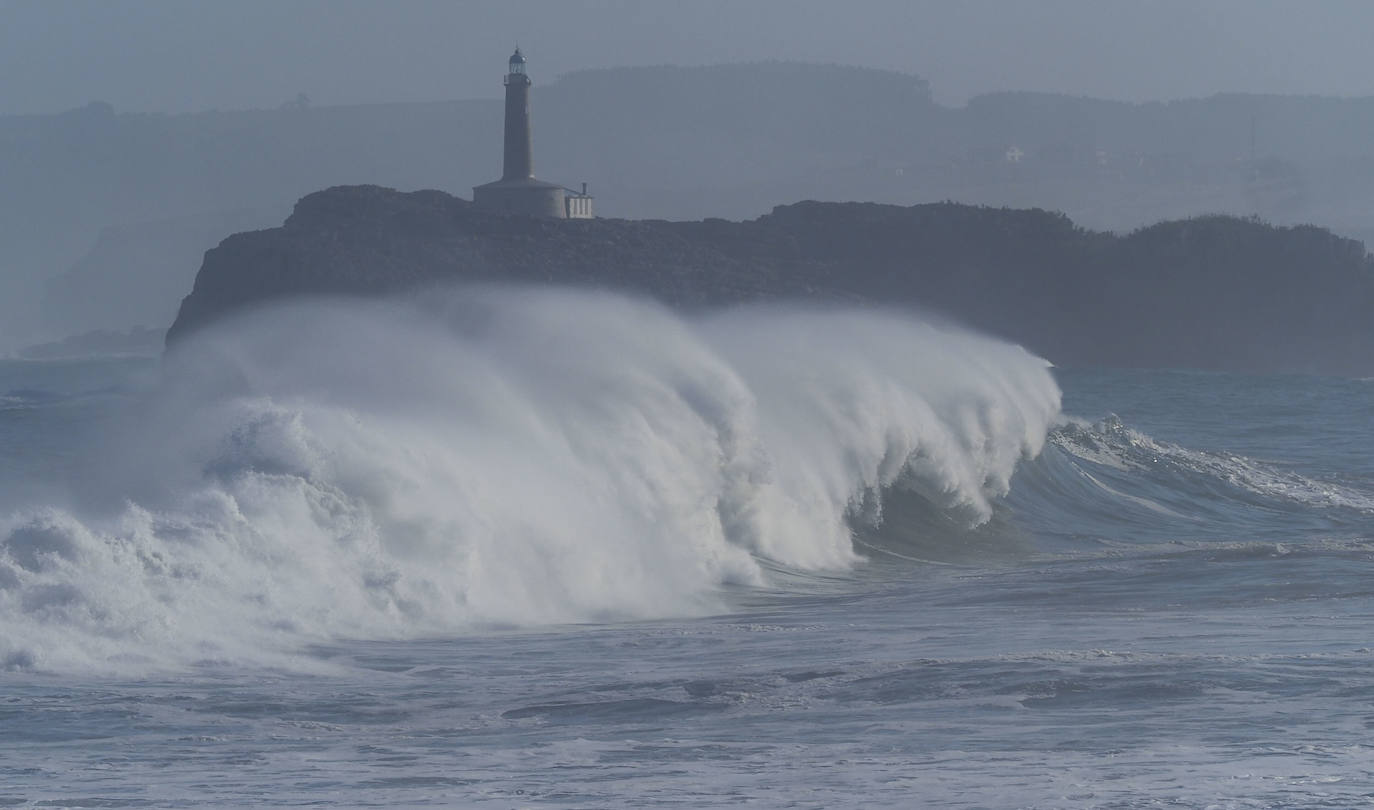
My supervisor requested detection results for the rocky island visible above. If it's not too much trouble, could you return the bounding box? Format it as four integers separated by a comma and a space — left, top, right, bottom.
167, 184, 1374, 377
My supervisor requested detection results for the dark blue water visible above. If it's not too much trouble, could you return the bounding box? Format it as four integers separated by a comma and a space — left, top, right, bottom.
1059, 367, 1374, 479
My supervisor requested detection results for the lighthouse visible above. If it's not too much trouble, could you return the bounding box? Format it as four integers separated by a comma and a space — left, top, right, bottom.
501, 47, 533, 181
473, 48, 594, 219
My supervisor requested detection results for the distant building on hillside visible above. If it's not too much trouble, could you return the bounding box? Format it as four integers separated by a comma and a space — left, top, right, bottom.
473, 48, 594, 219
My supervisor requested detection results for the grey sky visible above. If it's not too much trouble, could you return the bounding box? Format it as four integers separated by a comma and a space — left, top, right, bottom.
2, 0, 1373, 115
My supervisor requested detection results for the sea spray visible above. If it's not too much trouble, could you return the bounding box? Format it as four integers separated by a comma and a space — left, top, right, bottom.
0, 287, 1060, 671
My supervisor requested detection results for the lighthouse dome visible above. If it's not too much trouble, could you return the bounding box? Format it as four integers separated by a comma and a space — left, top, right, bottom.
509, 48, 526, 65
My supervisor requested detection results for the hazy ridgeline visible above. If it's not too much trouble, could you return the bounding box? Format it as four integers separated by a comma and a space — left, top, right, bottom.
9, 62, 1374, 343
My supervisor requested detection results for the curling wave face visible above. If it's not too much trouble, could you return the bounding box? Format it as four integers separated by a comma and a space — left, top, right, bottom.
0, 288, 1061, 672
994, 412, 1374, 559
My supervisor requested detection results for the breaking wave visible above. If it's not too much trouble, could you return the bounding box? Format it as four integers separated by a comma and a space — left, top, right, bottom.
0, 288, 1060, 672
1007, 413, 1374, 548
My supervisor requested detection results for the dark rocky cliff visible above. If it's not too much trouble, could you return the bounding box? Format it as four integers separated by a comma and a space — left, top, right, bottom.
168, 185, 1374, 376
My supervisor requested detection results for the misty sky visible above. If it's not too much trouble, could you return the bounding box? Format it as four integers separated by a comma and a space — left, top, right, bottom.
4, 0, 1374, 115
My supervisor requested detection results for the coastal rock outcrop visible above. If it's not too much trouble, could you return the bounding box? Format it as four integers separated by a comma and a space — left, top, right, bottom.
168, 185, 1374, 375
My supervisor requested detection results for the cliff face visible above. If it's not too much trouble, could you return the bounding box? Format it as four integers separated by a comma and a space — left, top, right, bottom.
168, 185, 1374, 376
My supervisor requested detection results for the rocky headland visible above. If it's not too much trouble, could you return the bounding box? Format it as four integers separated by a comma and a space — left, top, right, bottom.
167, 184, 1374, 376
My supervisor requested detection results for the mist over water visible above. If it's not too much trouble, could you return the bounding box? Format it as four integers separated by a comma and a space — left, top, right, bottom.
0, 287, 1060, 673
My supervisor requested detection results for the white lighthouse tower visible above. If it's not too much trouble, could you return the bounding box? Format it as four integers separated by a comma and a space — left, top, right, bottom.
473, 48, 594, 219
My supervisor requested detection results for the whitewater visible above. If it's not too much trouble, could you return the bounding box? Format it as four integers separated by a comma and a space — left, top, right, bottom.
3, 287, 1373, 808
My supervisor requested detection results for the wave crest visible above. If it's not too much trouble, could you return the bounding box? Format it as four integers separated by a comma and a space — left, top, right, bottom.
0, 288, 1060, 671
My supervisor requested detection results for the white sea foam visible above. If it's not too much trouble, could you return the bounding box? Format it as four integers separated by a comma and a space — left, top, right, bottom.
0, 287, 1060, 671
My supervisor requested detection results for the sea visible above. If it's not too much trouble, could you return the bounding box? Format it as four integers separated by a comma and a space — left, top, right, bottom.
1, 288, 1372, 809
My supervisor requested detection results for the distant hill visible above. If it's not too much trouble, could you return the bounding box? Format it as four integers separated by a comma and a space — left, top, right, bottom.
167, 185, 1374, 377
10, 63, 1374, 339
41, 208, 283, 332
0, 97, 500, 338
